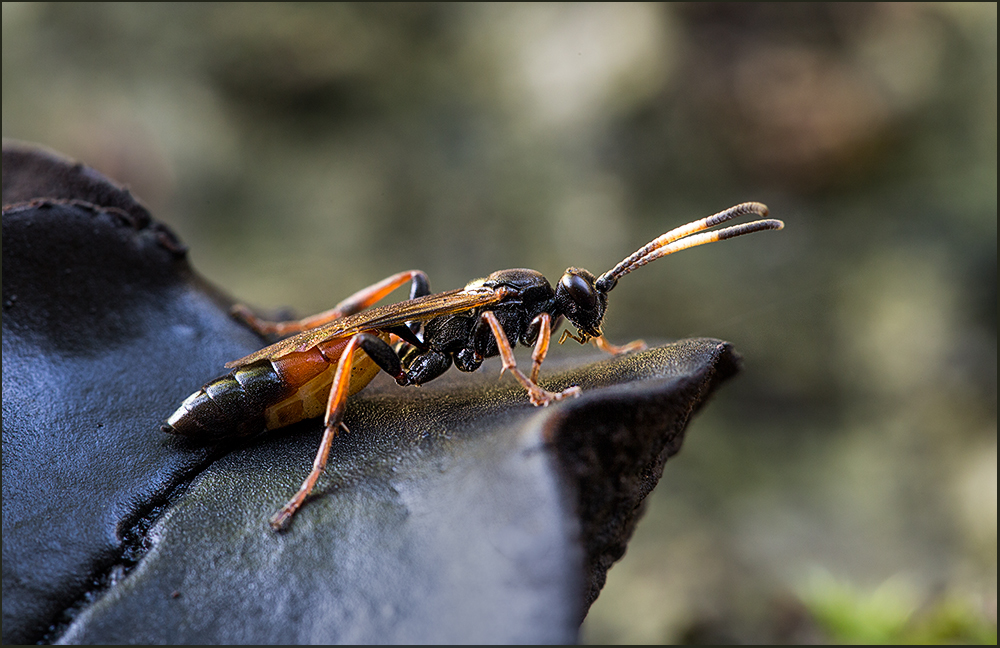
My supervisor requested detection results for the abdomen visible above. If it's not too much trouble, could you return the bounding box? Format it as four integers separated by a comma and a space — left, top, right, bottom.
163, 334, 385, 440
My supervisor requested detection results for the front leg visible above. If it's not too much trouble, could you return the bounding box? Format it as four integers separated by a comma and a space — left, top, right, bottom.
234, 270, 431, 337
591, 335, 647, 356
526, 312, 553, 383
481, 312, 581, 407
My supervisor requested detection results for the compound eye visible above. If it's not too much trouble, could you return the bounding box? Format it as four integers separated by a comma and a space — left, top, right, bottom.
559, 273, 597, 310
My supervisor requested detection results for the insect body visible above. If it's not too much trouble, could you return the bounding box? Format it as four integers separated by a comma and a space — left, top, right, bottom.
163, 202, 783, 531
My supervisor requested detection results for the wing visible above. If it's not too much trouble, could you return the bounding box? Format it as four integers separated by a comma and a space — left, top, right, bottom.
225, 287, 504, 368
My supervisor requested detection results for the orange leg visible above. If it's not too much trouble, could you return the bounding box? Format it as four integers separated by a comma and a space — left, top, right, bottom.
529, 312, 552, 384
591, 335, 647, 355
481, 312, 581, 407
234, 270, 430, 337
269, 334, 363, 532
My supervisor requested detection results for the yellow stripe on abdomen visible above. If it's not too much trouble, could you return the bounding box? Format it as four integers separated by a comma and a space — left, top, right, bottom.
263, 343, 383, 430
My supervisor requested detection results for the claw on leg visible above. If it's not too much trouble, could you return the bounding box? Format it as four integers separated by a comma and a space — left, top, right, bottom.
529, 384, 581, 407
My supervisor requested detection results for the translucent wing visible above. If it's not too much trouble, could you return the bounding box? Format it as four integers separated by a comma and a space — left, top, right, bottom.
225, 288, 504, 368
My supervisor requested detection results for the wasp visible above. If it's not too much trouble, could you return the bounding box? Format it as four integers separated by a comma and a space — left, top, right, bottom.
163, 202, 782, 530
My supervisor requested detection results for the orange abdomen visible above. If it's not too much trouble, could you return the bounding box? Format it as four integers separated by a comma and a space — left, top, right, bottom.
262, 336, 384, 430
163, 333, 387, 440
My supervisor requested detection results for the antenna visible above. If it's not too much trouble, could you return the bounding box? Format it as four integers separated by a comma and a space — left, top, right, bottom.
595, 202, 783, 292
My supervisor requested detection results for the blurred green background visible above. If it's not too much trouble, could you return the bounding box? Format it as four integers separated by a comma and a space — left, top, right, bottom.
3, 3, 995, 643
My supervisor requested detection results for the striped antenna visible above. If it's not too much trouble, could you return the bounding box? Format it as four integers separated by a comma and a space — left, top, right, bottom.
595, 202, 783, 292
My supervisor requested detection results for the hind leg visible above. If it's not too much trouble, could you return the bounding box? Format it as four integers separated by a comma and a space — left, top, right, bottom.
233, 270, 431, 337
269, 333, 406, 532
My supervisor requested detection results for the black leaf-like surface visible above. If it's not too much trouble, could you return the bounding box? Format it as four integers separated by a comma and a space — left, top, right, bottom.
2, 143, 740, 644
